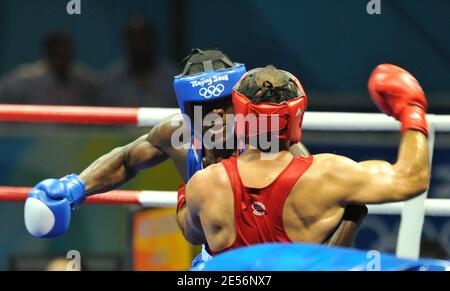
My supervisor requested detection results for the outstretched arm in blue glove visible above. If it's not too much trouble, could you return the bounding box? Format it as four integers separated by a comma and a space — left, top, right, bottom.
24, 116, 179, 239
24, 174, 86, 238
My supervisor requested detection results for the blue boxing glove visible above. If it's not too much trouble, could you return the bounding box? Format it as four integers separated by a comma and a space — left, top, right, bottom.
24, 174, 86, 238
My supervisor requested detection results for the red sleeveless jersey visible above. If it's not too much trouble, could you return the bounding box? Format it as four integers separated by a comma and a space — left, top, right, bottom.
210, 155, 313, 255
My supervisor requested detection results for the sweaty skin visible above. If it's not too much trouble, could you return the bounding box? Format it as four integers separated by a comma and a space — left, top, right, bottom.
181, 130, 430, 252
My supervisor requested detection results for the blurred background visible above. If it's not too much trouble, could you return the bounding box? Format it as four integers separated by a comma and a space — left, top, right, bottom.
0, 0, 449, 270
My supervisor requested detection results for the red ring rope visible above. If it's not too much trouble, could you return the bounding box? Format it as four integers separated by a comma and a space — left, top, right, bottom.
0, 186, 141, 205
0, 104, 139, 125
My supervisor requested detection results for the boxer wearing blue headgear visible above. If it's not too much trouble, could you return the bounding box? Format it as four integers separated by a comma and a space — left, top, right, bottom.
174, 49, 246, 122
24, 48, 362, 270
174, 49, 247, 265
173, 49, 247, 183
23, 48, 257, 263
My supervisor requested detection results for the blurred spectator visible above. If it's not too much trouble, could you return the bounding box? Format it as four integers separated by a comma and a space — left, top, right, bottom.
0, 32, 99, 105
100, 17, 178, 108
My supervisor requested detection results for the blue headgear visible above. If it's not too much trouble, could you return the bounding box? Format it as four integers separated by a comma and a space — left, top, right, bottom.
173, 52, 247, 118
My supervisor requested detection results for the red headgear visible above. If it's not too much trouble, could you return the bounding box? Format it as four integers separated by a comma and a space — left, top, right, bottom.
232, 68, 307, 143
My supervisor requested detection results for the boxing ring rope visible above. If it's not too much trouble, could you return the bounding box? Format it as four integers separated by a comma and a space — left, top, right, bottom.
2, 186, 450, 216
1, 104, 450, 260
0, 187, 177, 208
0, 104, 179, 126
1, 104, 450, 131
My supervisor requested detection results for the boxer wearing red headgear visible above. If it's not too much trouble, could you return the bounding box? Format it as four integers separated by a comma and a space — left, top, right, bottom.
232, 67, 307, 144
178, 65, 430, 256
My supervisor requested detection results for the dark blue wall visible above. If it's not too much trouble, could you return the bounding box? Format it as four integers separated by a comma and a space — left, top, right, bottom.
0, 0, 171, 71
188, 0, 450, 94
0, 0, 448, 94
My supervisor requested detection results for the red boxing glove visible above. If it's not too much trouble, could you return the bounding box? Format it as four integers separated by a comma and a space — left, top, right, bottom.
368, 64, 428, 136
177, 183, 187, 212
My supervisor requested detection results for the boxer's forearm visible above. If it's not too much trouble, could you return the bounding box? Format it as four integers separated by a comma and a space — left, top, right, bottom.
176, 206, 189, 239
350, 131, 430, 204
177, 205, 201, 245
393, 130, 430, 197
80, 147, 136, 196
176, 206, 204, 245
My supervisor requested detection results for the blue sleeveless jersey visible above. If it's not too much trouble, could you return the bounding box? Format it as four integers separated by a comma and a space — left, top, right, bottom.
186, 138, 203, 182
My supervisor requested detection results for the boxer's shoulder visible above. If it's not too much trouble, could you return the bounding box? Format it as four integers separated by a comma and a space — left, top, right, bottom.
193, 162, 228, 187
306, 154, 361, 184
307, 154, 375, 195
311, 154, 350, 169
187, 163, 229, 200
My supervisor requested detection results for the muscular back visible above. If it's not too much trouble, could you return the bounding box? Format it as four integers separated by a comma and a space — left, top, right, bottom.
186, 131, 429, 252
186, 151, 346, 252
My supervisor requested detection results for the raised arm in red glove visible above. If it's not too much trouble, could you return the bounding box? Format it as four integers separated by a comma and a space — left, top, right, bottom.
368, 64, 428, 136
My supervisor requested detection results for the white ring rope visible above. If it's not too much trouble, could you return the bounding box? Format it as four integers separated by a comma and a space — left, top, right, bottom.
367, 199, 450, 217
137, 109, 450, 132
136, 194, 450, 218
1, 104, 450, 132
